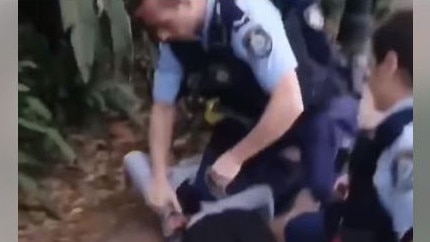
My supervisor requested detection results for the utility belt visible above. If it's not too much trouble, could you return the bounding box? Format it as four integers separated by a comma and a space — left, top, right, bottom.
179, 61, 265, 128
189, 86, 345, 129
190, 96, 256, 128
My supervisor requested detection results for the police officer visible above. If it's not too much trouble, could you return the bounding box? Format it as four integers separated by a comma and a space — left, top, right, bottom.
130, 0, 357, 220
134, 0, 305, 215
333, 10, 413, 242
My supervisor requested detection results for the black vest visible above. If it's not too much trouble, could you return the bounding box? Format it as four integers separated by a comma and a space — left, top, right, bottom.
171, 0, 269, 120
342, 107, 413, 242
170, 0, 352, 121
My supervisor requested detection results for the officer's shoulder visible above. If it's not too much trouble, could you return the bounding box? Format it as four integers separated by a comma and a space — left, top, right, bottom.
398, 122, 413, 145
391, 122, 413, 155
229, 0, 285, 59
231, 0, 285, 42
235, 0, 283, 26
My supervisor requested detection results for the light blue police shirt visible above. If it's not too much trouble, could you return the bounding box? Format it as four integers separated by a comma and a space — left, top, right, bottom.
152, 0, 298, 104
373, 97, 413, 239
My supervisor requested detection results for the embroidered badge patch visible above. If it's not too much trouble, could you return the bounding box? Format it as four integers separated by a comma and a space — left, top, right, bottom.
392, 150, 413, 190
243, 25, 272, 58
208, 64, 231, 84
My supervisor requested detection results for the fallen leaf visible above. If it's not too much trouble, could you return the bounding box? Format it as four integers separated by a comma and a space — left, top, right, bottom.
70, 207, 83, 216
72, 197, 86, 208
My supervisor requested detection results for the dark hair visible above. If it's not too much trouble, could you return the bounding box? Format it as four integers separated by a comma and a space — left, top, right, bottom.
372, 10, 413, 86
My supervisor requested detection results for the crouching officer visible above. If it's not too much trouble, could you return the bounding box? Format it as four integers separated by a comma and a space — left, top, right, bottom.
131, 0, 357, 218
333, 10, 413, 242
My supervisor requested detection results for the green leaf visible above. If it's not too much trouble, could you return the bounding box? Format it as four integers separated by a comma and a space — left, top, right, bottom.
18, 172, 41, 196
19, 118, 47, 133
374, 0, 394, 20
59, 0, 99, 83
18, 118, 76, 164
44, 128, 76, 164
25, 96, 52, 121
99, 81, 139, 112
97, 0, 105, 16
18, 83, 30, 92
91, 91, 109, 112
103, 0, 134, 81
59, 0, 76, 31
18, 150, 42, 167
18, 60, 38, 73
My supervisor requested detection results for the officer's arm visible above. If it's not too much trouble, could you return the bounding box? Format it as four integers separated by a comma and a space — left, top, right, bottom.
149, 44, 183, 178
228, 5, 303, 164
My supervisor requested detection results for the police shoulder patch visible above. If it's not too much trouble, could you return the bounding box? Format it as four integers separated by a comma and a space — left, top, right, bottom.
391, 150, 413, 189
242, 25, 273, 58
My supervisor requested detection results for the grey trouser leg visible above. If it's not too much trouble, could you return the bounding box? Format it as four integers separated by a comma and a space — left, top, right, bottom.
124, 151, 275, 221
123, 151, 200, 201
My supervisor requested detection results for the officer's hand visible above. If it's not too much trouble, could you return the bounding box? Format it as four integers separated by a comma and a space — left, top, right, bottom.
148, 176, 182, 215
333, 173, 349, 201
209, 152, 241, 193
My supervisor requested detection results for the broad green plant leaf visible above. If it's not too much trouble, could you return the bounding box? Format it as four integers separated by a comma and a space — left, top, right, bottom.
19, 172, 41, 198
59, 0, 98, 83
18, 60, 38, 73
18, 150, 43, 167
19, 118, 46, 133
97, 0, 105, 17
18, 83, 30, 92
25, 96, 52, 121
103, 0, 134, 81
18, 118, 76, 164
91, 91, 109, 112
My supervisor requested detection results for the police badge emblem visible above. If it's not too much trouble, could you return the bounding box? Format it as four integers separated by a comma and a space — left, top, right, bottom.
392, 150, 413, 191
243, 25, 273, 58
208, 64, 231, 84
303, 3, 325, 31
215, 68, 230, 84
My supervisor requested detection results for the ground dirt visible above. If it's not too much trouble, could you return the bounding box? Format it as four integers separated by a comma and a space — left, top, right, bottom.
18, 116, 208, 242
